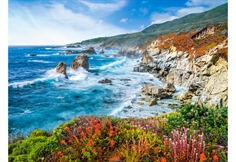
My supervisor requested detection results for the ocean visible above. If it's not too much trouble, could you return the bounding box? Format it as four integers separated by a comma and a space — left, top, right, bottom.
8, 45, 184, 136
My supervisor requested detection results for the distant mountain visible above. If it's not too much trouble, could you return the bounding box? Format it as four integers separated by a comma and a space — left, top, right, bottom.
75, 3, 227, 48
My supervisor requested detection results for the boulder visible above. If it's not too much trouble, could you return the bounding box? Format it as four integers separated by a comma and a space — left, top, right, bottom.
164, 82, 176, 92
56, 62, 68, 79
148, 98, 157, 106
70, 54, 89, 71
98, 78, 112, 84
80, 47, 97, 54
98, 49, 104, 54
175, 91, 193, 101
142, 84, 172, 99
142, 50, 153, 64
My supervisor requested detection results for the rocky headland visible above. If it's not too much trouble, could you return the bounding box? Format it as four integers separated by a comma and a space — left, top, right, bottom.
133, 24, 228, 107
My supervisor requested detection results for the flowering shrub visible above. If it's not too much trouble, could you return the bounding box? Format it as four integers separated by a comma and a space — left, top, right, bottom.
8, 105, 228, 162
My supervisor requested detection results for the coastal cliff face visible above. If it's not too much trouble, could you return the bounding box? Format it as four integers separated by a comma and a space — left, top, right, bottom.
135, 24, 228, 107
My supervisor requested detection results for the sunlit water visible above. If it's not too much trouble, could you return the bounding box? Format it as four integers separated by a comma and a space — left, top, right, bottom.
8, 46, 185, 136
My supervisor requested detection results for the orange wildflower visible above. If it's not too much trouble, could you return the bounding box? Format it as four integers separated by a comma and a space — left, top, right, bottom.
77, 126, 82, 131
65, 126, 70, 131
199, 153, 207, 162
161, 157, 166, 162
95, 128, 101, 136
89, 139, 93, 144
57, 151, 62, 155
82, 148, 86, 152
213, 155, 219, 162
60, 139, 66, 145
212, 149, 217, 155
80, 131, 85, 137
154, 147, 159, 153
110, 139, 115, 148
107, 120, 112, 127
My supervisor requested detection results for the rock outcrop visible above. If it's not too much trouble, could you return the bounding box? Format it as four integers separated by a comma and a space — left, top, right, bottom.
141, 84, 173, 99
134, 36, 228, 107
98, 78, 112, 84
80, 47, 97, 54
114, 48, 145, 59
56, 62, 68, 79
70, 54, 89, 71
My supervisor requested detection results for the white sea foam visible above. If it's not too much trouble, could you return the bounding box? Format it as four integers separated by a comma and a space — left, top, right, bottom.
28, 60, 52, 63
67, 68, 88, 81
100, 58, 126, 70
45, 48, 51, 50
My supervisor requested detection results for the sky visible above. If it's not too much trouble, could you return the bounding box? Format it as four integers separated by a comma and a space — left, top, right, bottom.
8, 0, 228, 45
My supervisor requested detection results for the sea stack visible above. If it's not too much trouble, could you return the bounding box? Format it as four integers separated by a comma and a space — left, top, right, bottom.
70, 54, 89, 71
56, 62, 68, 79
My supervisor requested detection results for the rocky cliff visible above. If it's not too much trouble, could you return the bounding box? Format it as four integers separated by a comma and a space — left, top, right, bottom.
134, 24, 228, 107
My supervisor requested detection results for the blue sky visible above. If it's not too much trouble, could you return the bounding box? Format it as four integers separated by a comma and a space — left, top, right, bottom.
8, 0, 228, 45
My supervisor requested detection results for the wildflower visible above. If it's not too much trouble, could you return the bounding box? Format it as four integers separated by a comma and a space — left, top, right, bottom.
89, 139, 93, 144
164, 139, 168, 149
82, 148, 86, 152
213, 155, 219, 162
161, 157, 166, 162
212, 149, 217, 155
60, 139, 66, 145
95, 128, 101, 136
110, 139, 115, 148
154, 147, 159, 153
199, 153, 207, 162
80, 131, 85, 137
57, 151, 62, 155
77, 126, 82, 131
65, 126, 70, 131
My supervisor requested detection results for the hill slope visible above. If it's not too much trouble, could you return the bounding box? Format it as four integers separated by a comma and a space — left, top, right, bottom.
76, 3, 227, 48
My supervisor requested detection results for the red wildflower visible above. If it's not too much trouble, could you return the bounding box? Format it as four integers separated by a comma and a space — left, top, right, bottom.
212, 149, 217, 155
57, 151, 62, 155
89, 139, 93, 144
213, 155, 219, 162
95, 128, 101, 136
107, 120, 112, 127
65, 127, 70, 131
82, 148, 86, 152
161, 157, 166, 162
80, 131, 85, 137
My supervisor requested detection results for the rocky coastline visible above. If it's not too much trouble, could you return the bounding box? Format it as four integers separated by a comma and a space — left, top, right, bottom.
131, 39, 228, 108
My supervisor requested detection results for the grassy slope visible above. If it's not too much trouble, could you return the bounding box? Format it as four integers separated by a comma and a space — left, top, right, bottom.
77, 3, 227, 48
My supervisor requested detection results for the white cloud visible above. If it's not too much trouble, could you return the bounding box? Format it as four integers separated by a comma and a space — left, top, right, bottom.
186, 0, 227, 7
151, 13, 177, 24
176, 7, 206, 17
79, 0, 126, 13
140, 25, 144, 29
120, 18, 128, 23
139, 8, 148, 16
150, 0, 227, 25
8, 2, 130, 45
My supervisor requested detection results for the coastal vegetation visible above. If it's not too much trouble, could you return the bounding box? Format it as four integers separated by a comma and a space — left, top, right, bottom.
8, 104, 228, 162
77, 3, 227, 48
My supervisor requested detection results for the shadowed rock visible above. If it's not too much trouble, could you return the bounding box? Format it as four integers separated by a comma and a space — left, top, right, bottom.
56, 62, 68, 79
164, 82, 176, 92
70, 54, 89, 71
98, 78, 112, 84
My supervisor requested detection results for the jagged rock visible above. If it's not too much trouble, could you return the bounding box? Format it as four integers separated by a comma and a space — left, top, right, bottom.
115, 49, 127, 57
175, 91, 193, 101
142, 50, 153, 64
70, 54, 89, 71
98, 49, 104, 54
164, 82, 176, 92
98, 78, 112, 84
148, 98, 157, 106
56, 62, 68, 79
142, 84, 172, 98
80, 47, 97, 54
94, 72, 99, 75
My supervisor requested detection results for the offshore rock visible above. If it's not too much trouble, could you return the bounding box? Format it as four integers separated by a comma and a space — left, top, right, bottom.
56, 62, 68, 79
70, 54, 89, 71
164, 82, 176, 92
80, 47, 97, 54
98, 78, 112, 84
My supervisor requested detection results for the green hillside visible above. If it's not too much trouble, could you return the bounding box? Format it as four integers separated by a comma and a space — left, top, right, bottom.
77, 3, 227, 48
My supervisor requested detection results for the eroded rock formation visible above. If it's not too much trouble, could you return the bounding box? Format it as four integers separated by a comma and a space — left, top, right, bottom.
70, 54, 89, 71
